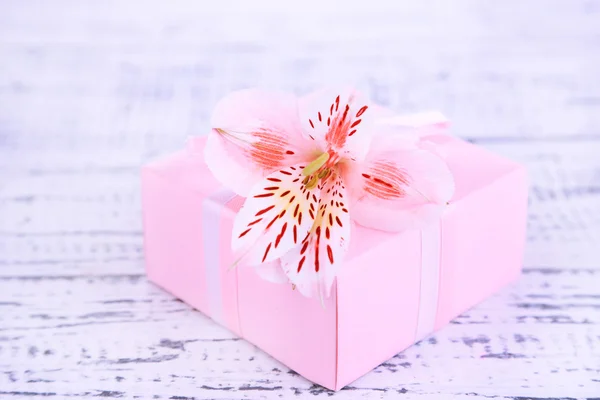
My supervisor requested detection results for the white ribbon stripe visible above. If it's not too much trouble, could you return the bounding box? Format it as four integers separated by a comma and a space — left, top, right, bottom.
414, 221, 442, 342
202, 188, 237, 326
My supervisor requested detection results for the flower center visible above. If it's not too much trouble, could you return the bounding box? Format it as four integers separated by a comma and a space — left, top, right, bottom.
302, 151, 339, 190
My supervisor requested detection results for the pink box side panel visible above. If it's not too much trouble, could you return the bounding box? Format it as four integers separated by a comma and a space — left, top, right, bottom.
142, 167, 242, 335
142, 168, 210, 316
236, 252, 338, 389
336, 228, 422, 389
435, 166, 528, 328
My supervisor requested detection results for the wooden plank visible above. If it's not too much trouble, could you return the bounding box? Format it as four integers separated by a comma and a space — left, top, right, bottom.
0, 270, 598, 399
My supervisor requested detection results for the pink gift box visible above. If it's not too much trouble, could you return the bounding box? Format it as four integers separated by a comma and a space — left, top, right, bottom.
141, 132, 528, 390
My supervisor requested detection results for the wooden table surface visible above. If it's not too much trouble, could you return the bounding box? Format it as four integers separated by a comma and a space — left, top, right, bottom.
1, 1, 599, 399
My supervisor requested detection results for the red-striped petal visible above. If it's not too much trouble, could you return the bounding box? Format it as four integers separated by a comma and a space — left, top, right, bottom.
298, 87, 374, 162
343, 145, 454, 232
280, 174, 351, 299
206, 89, 316, 196
231, 164, 322, 267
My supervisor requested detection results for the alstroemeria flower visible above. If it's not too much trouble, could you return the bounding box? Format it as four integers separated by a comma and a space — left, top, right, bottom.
205, 88, 454, 299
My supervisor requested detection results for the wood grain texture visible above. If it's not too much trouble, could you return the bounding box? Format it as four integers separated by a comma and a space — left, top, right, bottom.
1, 1, 599, 399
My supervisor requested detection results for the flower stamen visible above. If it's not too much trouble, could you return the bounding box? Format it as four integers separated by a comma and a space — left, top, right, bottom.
302, 152, 330, 177
305, 174, 319, 190
317, 168, 330, 179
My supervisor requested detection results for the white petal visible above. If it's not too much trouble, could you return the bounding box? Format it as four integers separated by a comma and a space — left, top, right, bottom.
368, 111, 451, 156
375, 111, 450, 138
280, 174, 351, 298
255, 262, 289, 284
231, 163, 322, 266
298, 87, 374, 162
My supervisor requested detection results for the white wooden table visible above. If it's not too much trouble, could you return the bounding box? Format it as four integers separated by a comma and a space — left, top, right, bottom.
1, 1, 599, 399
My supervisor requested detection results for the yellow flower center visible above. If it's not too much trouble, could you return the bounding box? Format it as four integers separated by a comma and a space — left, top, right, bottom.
302, 152, 333, 190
